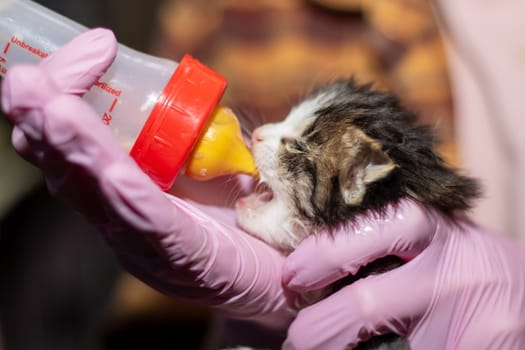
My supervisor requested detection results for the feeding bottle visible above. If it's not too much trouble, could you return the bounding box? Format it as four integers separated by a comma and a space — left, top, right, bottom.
0, 0, 258, 190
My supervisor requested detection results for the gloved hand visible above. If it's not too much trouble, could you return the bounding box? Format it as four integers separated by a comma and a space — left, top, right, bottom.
282, 200, 525, 349
1, 29, 291, 328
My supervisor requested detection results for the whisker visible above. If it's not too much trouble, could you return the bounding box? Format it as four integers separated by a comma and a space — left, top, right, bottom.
233, 105, 265, 137
223, 176, 242, 204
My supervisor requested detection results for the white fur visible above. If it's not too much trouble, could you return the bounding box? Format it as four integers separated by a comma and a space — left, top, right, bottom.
236, 92, 335, 250
235, 193, 299, 248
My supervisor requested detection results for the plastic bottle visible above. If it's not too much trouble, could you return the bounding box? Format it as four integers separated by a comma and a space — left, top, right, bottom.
0, 0, 257, 190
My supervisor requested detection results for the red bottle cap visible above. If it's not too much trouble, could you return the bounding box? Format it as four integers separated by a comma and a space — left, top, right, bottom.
130, 55, 227, 190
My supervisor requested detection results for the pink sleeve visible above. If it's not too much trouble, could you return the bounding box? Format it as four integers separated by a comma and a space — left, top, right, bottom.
436, 0, 525, 240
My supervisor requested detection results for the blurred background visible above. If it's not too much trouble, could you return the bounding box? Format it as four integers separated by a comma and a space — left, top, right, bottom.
0, 0, 522, 349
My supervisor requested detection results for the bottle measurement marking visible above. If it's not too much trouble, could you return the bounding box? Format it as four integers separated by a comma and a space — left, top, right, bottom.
93, 81, 122, 125
1, 37, 50, 75
102, 112, 112, 125
94, 80, 122, 97
0, 48, 7, 75
9, 36, 49, 58
102, 98, 119, 125
109, 97, 118, 113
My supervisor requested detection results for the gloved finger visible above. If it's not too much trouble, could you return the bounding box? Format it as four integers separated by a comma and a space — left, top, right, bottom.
283, 200, 437, 292
1, 28, 116, 118
3, 62, 171, 223
40, 94, 178, 228
2, 65, 61, 126
3, 66, 116, 164
3, 65, 60, 170
146, 196, 291, 325
39, 28, 117, 95
283, 261, 433, 350
11, 126, 40, 165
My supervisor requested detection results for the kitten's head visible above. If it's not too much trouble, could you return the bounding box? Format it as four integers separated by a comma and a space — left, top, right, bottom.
248, 79, 480, 231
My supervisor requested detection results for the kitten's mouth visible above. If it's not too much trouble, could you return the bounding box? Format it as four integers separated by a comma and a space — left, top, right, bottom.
236, 182, 274, 210
254, 182, 274, 202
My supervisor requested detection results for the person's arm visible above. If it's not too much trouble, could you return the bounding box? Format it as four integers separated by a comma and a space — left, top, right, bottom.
282, 200, 525, 349
1, 28, 292, 329
435, 0, 525, 241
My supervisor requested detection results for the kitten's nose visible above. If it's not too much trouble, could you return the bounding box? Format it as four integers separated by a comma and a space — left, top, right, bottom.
252, 128, 264, 143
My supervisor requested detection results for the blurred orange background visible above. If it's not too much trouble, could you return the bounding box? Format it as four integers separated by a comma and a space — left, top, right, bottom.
152, 0, 457, 166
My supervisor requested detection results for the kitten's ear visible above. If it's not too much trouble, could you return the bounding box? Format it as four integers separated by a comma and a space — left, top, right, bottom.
363, 148, 396, 184
340, 144, 396, 205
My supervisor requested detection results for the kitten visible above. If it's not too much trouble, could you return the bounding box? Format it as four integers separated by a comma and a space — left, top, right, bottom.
235, 78, 481, 350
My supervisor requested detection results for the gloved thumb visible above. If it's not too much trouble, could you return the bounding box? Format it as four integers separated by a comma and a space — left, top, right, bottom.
283, 261, 434, 350
283, 201, 436, 292
40, 28, 117, 95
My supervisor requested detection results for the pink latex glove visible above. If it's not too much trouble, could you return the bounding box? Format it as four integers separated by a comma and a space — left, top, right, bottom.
1, 29, 291, 328
282, 200, 525, 349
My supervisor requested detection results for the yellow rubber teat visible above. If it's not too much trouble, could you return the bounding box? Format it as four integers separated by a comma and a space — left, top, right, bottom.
184, 106, 258, 180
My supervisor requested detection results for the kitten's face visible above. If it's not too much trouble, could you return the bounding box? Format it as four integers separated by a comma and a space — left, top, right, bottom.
237, 78, 479, 252
236, 86, 395, 249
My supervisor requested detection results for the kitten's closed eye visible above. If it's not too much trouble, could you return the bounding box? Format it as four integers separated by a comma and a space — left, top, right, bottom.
282, 138, 306, 152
